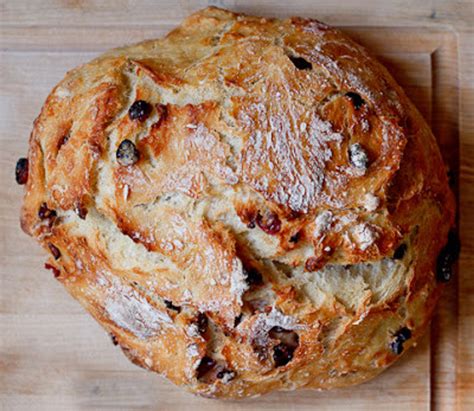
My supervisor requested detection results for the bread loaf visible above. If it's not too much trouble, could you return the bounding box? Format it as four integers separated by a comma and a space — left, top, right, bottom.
18, 7, 457, 398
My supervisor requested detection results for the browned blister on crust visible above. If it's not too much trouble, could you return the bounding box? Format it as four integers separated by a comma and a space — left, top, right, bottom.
20, 7, 455, 398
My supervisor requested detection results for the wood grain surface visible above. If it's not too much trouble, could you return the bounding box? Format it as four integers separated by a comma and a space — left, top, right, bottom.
0, 1, 472, 410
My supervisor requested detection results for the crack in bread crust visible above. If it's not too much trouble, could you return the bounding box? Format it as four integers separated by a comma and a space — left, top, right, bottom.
20, 6, 455, 399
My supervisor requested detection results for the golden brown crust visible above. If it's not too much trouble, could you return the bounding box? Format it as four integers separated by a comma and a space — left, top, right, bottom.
20, 7, 455, 398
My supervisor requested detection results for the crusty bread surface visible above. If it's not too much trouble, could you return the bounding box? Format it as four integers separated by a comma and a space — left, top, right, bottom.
19, 7, 455, 398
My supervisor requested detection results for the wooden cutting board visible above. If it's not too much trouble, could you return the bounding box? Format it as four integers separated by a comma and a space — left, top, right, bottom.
1, 1, 473, 410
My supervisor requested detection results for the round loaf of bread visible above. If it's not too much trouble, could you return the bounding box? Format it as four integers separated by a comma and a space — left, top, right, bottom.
19, 7, 456, 398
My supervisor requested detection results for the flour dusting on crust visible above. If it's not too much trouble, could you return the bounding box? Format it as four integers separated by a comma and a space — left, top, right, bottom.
105, 281, 172, 339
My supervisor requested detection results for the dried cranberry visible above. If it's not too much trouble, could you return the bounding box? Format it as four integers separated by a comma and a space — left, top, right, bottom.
346, 92, 365, 110
273, 342, 295, 367
269, 327, 299, 367
305, 256, 322, 272
289, 232, 300, 243
15, 158, 29, 185
390, 327, 412, 355
288, 55, 312, 70
397, 327, 412, 342
48, 243, 61, 260
57, 133, 70, 150
116, 139, 139, 166
243, 267, 263, 286
75, 204, 88, 220
390, 339, 404, 355
234, 313, 243, 328
164, 299, 181, 313
256, 211, 281, 235
38, 203, 57, 220
196, 356, 216, 380
128, 100, 152, 122
436, 230, 460, 283
44, 263, 60, 278
393, 243, 407, 260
